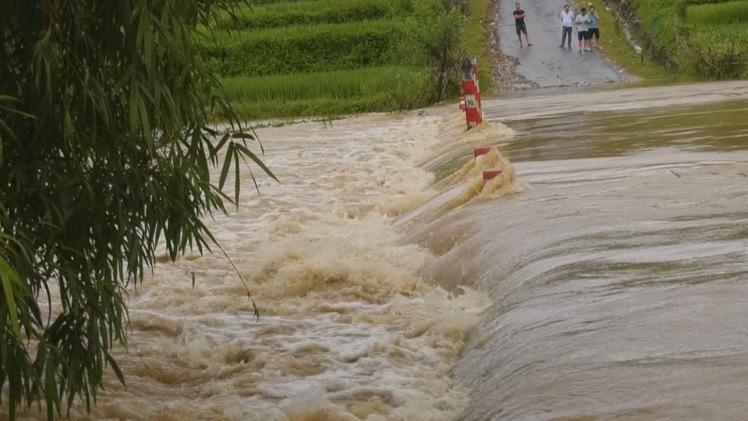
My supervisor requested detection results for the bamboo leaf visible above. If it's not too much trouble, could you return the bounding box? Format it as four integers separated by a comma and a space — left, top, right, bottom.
231, 132, 254, 140
214, 131, 232, 152
0, 255, 21, 338
218, 141, 234, 190
63, 110, 73, 141
104, 352, 125, 385
129, 78, 140, 135
0, 97, 36, 119
234, 147, 241, 204
234, 142, 278, 181
0, 1, 275, 418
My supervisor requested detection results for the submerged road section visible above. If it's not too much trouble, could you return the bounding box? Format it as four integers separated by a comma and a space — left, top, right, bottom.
495, 0, 632, 87
443, 80, 748, 421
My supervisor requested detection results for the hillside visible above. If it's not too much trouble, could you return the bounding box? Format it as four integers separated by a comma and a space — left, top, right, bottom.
607, 0, 748, 78
199, 0, 487, 120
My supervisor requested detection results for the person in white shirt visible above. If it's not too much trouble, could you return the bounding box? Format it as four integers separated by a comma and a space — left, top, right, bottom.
559, 4, 575, 49
575, 7, 591, 53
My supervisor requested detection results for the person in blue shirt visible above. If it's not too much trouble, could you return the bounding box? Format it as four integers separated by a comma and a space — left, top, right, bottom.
588, 5, 601, 50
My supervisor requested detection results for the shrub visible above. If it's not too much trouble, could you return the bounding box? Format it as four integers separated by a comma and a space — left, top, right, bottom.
677, 23, 748, 78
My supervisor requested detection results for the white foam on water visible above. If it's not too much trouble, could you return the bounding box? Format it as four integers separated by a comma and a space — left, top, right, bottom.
12, 108, 511, 421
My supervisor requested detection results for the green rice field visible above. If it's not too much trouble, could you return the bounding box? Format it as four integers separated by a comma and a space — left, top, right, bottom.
214, 0, 413, 30
686, 0, 748, 24
200, 0, 492, 120
628, 0, 748, 78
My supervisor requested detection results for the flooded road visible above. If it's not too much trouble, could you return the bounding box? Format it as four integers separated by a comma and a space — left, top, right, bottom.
6, 78, 748, 420
487, 81, 748, 161
404, 80, 748, 420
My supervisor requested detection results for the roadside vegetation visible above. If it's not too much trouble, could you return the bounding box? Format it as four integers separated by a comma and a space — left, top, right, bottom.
200, 0, 491, 121
463, 0, 496, 92
618, 0, 748, 79
1, 1, 274, 420
588, 5, 670, 80
199, 0, 748, 122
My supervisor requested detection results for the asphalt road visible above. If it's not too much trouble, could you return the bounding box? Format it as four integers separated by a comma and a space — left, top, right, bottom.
496, 1, 630, 88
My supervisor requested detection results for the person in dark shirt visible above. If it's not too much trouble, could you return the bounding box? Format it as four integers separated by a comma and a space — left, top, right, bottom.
513, 2, 533, 47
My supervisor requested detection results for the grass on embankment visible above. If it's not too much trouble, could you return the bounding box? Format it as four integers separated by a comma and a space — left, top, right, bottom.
686, 0, 748, 25
593, 3, 671, 80
624, 0, 748, 79
217, 66, 427, 120
202, 0, 497, 120
683, 1, 748, 78
214, 0, 413, 30
463, 0, 495, 95
201, 19, 410, 77
205, 0, 475, 120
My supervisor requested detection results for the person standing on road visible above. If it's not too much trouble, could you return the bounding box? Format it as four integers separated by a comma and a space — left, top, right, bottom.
513, 2, 533, 48
588, 5, 601, 50
559, 4, 575, 49
575, 7, 591, 53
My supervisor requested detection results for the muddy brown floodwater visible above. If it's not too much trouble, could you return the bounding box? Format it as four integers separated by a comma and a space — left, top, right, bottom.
3, 5, 747, 418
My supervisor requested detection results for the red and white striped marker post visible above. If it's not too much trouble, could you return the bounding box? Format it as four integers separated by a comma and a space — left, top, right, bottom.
475, 147, 502, 181
483, 169, 503, 181
460, 57, 483, 129
474, 146, 492, 159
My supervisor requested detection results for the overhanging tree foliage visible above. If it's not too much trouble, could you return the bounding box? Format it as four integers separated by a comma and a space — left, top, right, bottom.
0, 1, 273, 419
398, 0, 464, 106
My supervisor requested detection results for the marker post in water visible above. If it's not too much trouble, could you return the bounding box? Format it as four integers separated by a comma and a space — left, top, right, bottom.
460, 57, 483, 129
474, 146, 492, 159
475, 146, 503, 181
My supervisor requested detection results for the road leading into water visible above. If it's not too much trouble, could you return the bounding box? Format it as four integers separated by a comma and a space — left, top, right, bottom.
495, 0, 633, 88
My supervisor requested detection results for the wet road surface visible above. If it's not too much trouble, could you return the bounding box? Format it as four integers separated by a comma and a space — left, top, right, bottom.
410, 80, 748, 420
496, 0, 631, 87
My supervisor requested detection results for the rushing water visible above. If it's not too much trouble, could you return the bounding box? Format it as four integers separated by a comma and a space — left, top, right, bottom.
7, 80, 748, 420
408, 81, 748, 420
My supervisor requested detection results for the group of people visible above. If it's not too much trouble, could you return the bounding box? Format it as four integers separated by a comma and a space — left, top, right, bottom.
560, 3, 601, 52
512, 2, 601, 53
